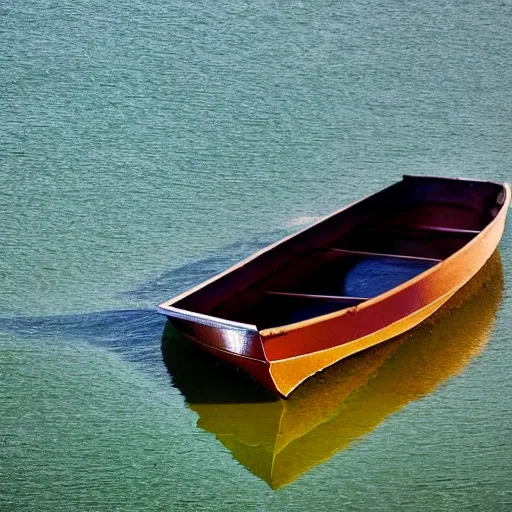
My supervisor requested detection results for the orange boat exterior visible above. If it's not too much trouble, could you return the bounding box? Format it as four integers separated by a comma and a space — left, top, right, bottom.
158, 176, 510, 397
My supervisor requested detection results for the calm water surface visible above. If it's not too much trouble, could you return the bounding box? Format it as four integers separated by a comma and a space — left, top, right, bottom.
1, 1, 511, 510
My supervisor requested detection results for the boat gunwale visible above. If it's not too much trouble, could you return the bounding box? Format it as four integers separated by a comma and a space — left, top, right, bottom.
157, 176, 510, 337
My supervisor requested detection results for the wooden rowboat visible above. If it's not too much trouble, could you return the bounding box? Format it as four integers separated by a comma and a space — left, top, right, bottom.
158, 175, 510, 397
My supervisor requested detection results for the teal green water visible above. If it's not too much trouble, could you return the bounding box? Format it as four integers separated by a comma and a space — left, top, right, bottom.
1, 1, 511, 510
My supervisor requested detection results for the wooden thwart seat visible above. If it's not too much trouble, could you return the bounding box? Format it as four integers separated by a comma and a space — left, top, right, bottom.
264, 291, 370, 304
365, 224, 480, 237
408, 225, 480, 235
327, 248, 442, 264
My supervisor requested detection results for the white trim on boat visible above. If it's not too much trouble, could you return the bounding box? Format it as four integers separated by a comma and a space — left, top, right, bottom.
157, 305, 258, 332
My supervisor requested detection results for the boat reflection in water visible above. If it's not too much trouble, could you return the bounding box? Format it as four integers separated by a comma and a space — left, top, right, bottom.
161, 252, 503, 489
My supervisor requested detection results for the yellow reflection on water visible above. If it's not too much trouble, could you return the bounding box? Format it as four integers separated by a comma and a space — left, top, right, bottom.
162, 252, 503, 489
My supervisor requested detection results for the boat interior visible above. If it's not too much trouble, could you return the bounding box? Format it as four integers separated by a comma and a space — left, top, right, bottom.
173, 177, 506, 330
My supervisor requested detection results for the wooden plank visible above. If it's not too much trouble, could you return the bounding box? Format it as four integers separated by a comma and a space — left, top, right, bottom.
264, 291, 370, 304
328, 248, 442, 264
411, 224, 480, 235
366, 224, 480, 237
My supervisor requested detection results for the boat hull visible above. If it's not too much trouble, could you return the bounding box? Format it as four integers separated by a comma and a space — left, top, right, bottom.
159, 176, 510, 397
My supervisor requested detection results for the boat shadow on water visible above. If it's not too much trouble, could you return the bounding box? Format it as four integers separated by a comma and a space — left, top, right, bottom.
161, 251, 504, 490
0, 232, 287, 373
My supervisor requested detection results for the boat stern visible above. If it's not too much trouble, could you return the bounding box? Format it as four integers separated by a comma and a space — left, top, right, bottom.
157, 303, 280, 394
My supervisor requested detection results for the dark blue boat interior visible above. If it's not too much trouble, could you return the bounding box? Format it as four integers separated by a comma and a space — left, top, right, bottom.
260, 296, 351, 327
226, 254, 438, 328
336, 257, 436, 298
